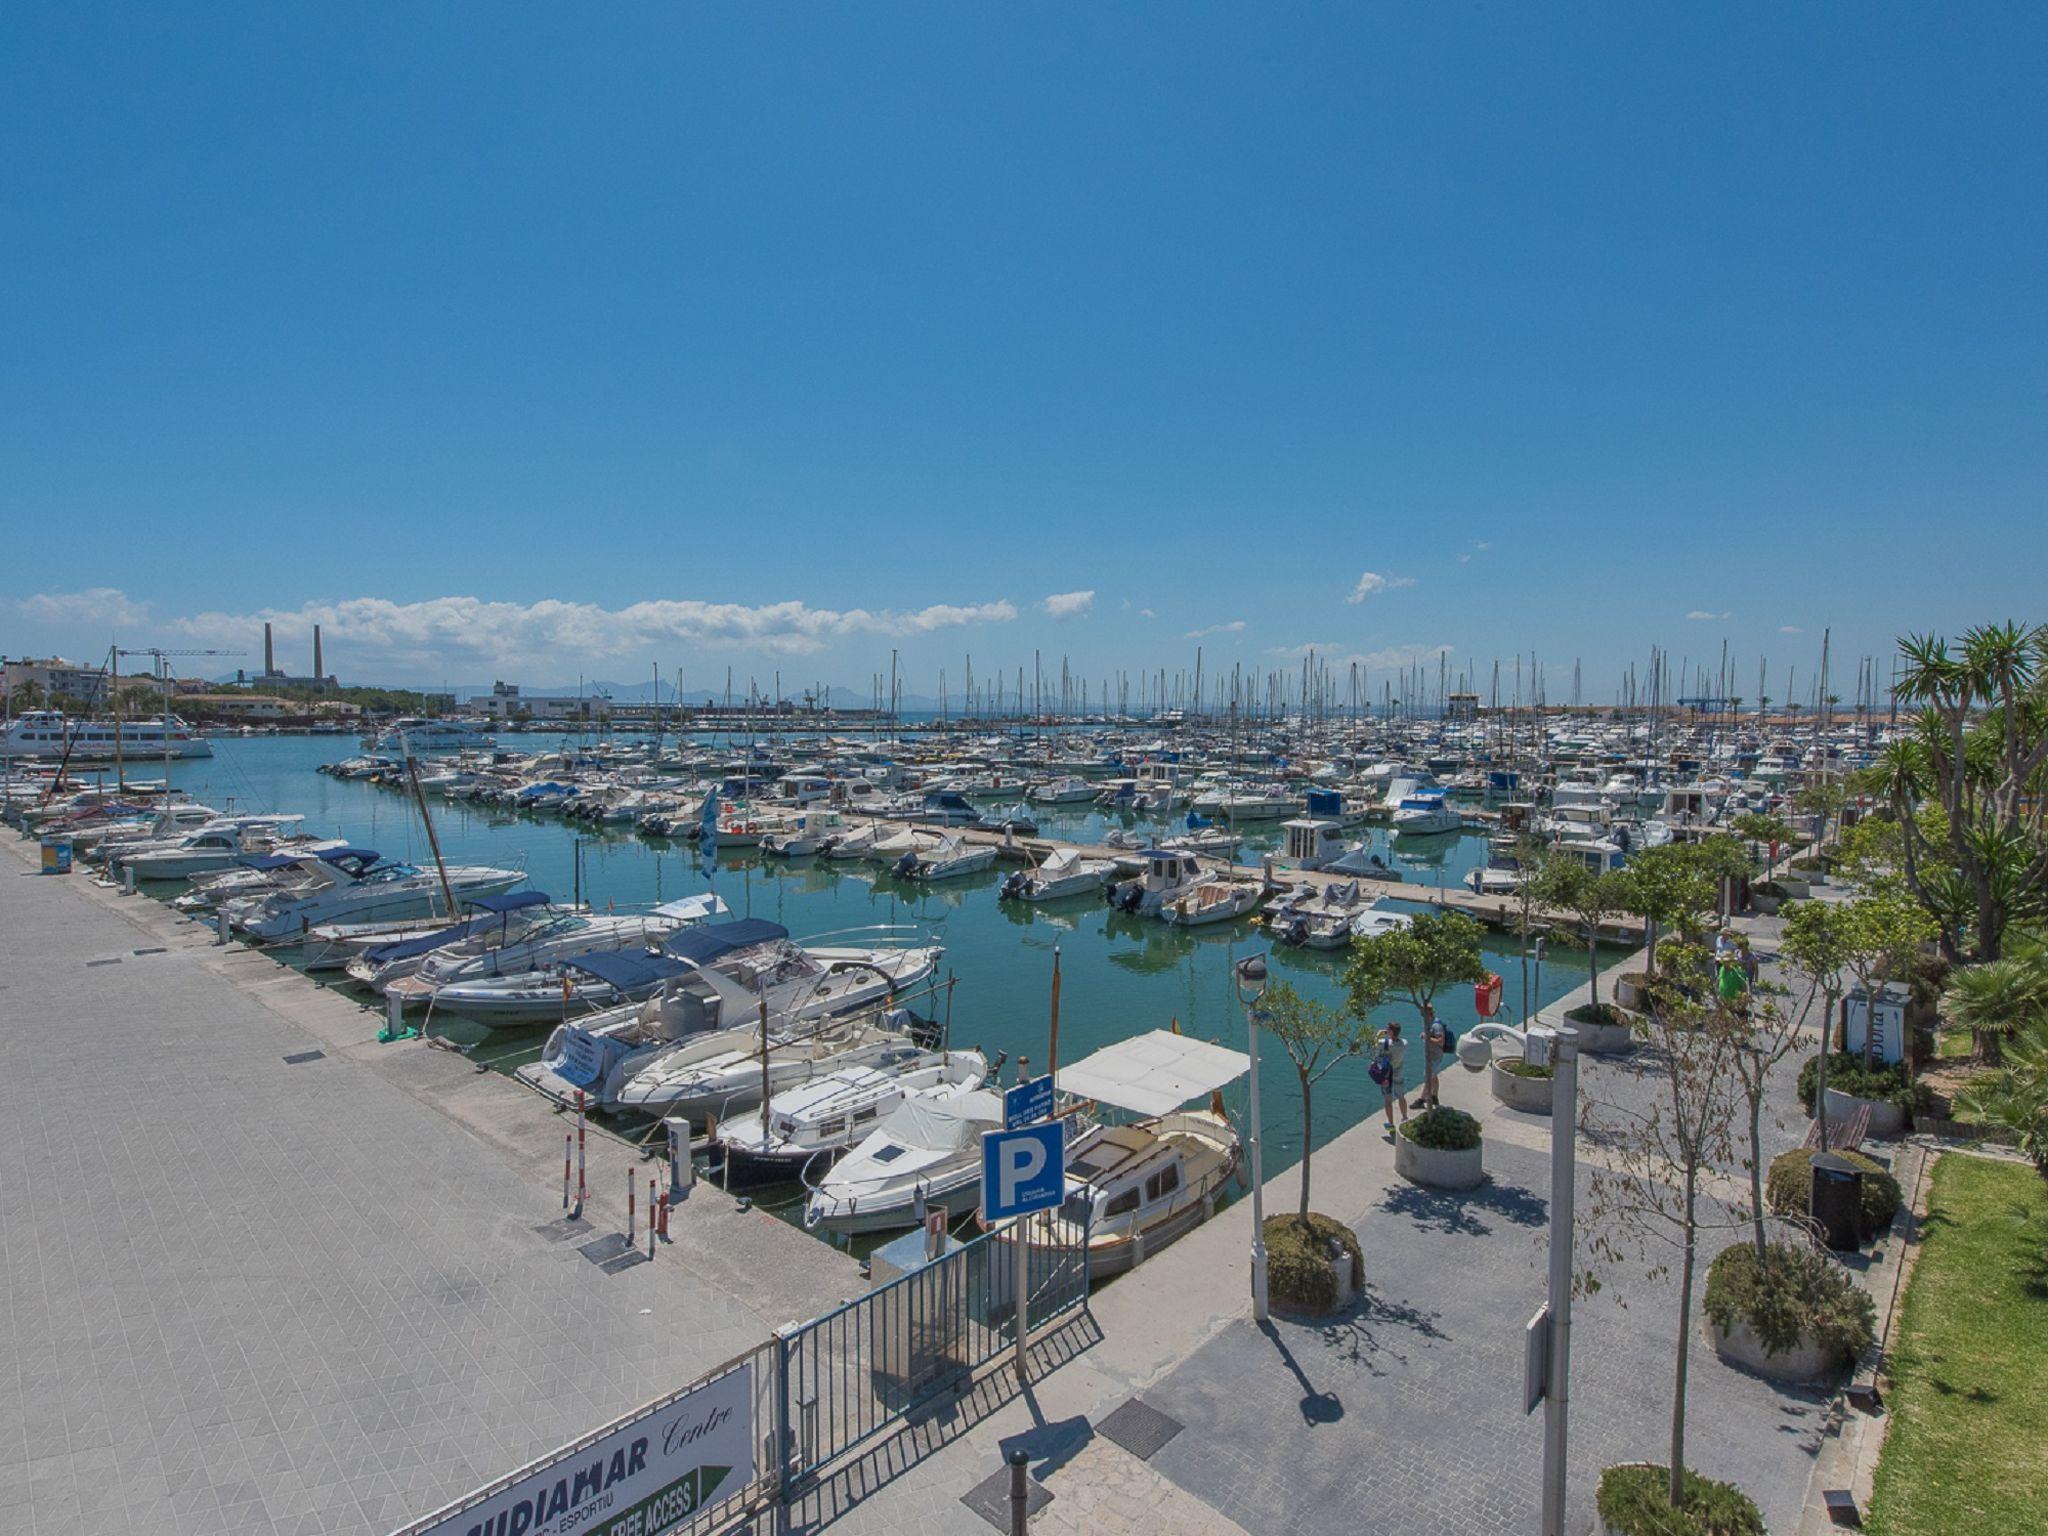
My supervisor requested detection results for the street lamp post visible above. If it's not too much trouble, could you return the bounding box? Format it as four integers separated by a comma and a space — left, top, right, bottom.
1235, 954, 1269, 1323
1541, 1022, 1580, 1536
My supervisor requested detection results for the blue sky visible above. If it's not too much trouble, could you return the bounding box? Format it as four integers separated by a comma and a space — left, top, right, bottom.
4, 4, 2043, 702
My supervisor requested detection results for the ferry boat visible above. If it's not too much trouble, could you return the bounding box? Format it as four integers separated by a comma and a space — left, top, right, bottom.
0, 710, 212, 760
364, 718, 494, 754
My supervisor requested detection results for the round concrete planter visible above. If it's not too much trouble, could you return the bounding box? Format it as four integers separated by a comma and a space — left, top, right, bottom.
1750, 891, 1782, 916
1613, 973, 1652, 1012
1777, 877, 1811, 900
1572, 1018, 1636, 1055
1490, 1059, 1554, 1114
1395, 1133, 1484, 1191
1272, 1251, 1362, 1320
1822, 1087, 1908, 1139
1703, 1312, 1844, 1385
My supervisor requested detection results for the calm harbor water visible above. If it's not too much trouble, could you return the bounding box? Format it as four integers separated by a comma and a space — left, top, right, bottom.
148, 736, 1609, 1211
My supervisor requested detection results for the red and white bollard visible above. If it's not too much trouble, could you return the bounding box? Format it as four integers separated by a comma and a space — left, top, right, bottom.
647, 1179, 657, 1260
627, 1168, 636, 1234
658, 1193, 670, 1240
563, 1133, 573, 1211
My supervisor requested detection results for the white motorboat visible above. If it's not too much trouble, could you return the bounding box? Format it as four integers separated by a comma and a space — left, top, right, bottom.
712, 1048, 988, 1176
1160, 876, 1265, 927
617, 1014, 911, 1120
1030, 776, 1097, 805
108, 819, 309, 880
999, 847, 1115, 902
803, 1089, 1006, 1235
366, 718, 494, 753
1264, 879, 1372, 949
2, 710, 212, 760
894, 834, 997, 882
222, 851, 524, 941
1108, 848, 1209, 915
762, 810, 845, 857
1465, 866, 1526, 897
1392, 790, 1463, 836
822, 822, 888, 860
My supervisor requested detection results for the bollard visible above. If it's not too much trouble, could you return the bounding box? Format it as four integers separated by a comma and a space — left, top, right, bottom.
1008, 1448, 1029, 1536
386, 989, 403, 1038
124, 864, 136, 896
658, 1193, 670, 1240
576, 1094, 587, 1213
563, 1134, 573, 1211
648, 1179, 657, 1260
627, 1168, 636, 1235
215, 908, 229, 946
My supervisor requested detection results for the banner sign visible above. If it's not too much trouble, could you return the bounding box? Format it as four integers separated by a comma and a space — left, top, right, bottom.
553, 1028, 609, 1090
409, 1364, 753, 1536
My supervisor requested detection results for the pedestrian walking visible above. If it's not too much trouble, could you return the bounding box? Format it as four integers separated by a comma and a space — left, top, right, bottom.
1419, 1007, 1448, 1109
1371, 1020, 1409, 1132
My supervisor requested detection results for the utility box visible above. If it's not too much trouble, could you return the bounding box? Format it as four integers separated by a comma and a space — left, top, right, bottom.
1809, 1153, 1864, 1252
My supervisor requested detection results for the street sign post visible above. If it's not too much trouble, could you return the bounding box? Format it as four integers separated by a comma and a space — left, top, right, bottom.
981, 1120, 1066, 1386
1004, 1074, 1054, 1130
1525, 1304, 1551, 1415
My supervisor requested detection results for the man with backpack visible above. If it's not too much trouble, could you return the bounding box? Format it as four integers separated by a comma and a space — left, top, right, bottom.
1418, 1006, 1453, 1110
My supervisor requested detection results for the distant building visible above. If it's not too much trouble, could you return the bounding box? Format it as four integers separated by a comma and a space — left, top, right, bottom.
244, 620, 337, 692
1446, 692, 1481, 721
1, 656, 106, 706
468, 681, 606, 723
181, 693, 296, 720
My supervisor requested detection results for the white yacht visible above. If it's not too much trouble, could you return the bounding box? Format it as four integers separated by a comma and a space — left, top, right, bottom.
366, 718, 494, 754
109, 818, 310, 880
1391, 790, 1463, 836
1108, 849, 1209, 915
1030, 776, 1097, 805
1159, 875, 1265, 927
894, 834, 997, 882
1, 710, 212, 760
222, 852, 524, 941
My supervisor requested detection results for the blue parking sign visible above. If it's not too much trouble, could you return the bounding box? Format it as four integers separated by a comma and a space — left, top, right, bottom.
980, 1122, 1066, 1222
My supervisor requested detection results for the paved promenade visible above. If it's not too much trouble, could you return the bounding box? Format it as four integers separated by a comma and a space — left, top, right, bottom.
0, 835, 859, 1536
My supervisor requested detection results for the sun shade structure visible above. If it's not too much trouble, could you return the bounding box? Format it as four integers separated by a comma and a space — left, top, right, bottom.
651, 893, 729, 922
662, 917, 788, 962
560, 949, 692, 991
1055, 1029, 1250, 1117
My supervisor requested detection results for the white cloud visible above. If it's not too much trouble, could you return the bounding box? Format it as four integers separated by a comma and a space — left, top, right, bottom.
1474, 541, 1491, 551
1778, 624, 1805, 634
14, 587, 152, 626
1138, 608, 1156, 619
1267, 641, 1451, 670
1685, 610, 1731, 622
1184, 620, 1247, 639
1456, 554, 1471, 564
1041, 589, 1095, 620
162, 593, 1020, 665
1346, 571, 1415, 604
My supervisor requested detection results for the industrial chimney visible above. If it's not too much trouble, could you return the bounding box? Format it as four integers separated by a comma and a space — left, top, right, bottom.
313, 624, 323, 682
263, 622, 275, 676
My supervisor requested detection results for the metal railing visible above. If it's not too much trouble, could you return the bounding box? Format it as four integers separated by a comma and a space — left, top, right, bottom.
776, 1215, 1090, 1492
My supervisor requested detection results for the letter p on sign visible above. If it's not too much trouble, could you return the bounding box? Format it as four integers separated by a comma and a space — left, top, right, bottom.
980, 1122, 1066, 1222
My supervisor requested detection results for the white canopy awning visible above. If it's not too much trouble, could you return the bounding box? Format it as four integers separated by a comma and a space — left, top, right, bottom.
653, 893, 731, 922
1056, 1029, 1249, 1117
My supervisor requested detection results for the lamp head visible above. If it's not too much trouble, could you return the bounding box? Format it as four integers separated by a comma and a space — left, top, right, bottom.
1235, 954, 1269, 1005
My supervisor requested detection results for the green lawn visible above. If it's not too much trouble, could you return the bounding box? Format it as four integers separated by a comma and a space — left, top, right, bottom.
1867, 1154, 2048, 1536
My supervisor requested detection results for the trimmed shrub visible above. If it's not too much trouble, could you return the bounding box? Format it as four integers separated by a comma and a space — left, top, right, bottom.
1263, 1213, 1361, 1314
1703, 1242, 1875, 1364
1568, 1001, 1627, 1028
1499, 1058, 1555, 1080
1795, 1052, 1934, 1114
1752, 880, 1789, 900
1764, 1148, 1901, 1241
1400, 1105, 1481, 1151
1596, 1464, 1764, 1536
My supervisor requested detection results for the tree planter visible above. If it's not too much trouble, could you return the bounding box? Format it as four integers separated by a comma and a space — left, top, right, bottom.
1822, 1087, 1907, 1139
1703, 1311, 1843, 1384
1750, 891, 1782, 916
1576, 1018, 1635, 1054
1395, 1133, 1484, 1190
1613, 973, 1652, 1011
1490, 1059, 1554, 1114
1273, 1249, 1361, 1319
1264, 1214, 1364, 1318
1776, 877, 1810, 900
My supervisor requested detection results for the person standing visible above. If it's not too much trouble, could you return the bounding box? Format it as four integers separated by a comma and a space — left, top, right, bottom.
1419, 1006, 1447, 1109
1373, 1020, 1409, 1132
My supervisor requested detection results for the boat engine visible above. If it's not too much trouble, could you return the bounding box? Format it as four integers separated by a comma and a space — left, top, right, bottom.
999, 871, 1026, 901
892, 852, 919, 879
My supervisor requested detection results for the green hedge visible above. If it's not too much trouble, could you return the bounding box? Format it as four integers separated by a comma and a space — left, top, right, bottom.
1765, 1148, 1901, 1242
1400, 1106, 1481, 1151
1795, 1052, 1933, 1114
1567, 1001, 1627, 1028
1263, 1213, 1362, 1314
1596, 1464, 1764, 1536
1499, 1058, 1554, 1080
1703, 1241, 1874, 1364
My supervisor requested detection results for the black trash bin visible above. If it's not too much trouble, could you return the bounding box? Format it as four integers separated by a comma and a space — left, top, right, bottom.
1809, 1152, 1864, 1251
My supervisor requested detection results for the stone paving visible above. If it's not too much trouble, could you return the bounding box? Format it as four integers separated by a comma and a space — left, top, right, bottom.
0, 837, 837, 1536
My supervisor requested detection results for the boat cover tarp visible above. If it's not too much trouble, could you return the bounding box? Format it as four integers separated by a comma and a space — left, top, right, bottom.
1056, 1029, 1250, 1117
882, 1090, 1002, 1152
652, 892, 730, 922
561, 949, 692, 990
239, 845, 378, 871
468, 889, 551, 914
663, 917, 789, 962
362, 915, 491, 965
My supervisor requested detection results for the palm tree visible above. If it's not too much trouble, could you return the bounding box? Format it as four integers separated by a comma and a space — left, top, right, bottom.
1956, 1019, 2048, 1186
1944, 951, 2048, 1064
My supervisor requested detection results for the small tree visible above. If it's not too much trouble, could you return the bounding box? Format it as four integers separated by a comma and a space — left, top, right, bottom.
1502, 835, 1553, 1024
1795, 776, 1848, 852
1780, 899, 1855, 1146
1344, 908, 1488, 1039
1730, 811, 1793, 872
1580, 940, 1747, 1512
1727, 994, 1805, 1260
1611, 843, 1719, 975
1256, 981, 1374, 1221
1842, 893, 1939, 1069
1534, 855, 1624, 1011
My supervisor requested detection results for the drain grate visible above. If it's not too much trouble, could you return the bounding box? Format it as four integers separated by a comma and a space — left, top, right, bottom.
85, 958, 122, 968
577, 1233, 635, 1266
282, 1050, 326, 1066
961, 1465, 1051, 1532
533, 1217, 590, 1243
133, 947, 168, 956
1097, 1398, 1184, 1461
